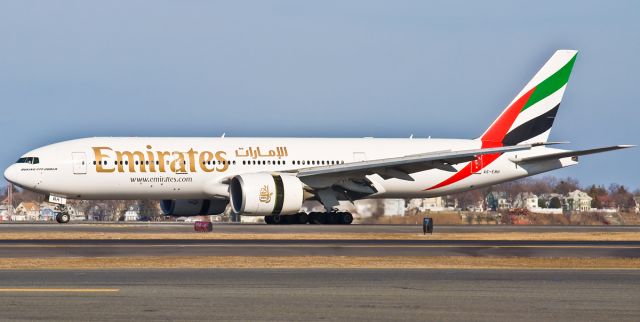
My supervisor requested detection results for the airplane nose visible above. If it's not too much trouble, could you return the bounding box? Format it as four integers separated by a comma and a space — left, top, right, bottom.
4, 164, 19, 185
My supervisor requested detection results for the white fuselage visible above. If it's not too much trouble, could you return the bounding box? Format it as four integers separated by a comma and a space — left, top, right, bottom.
4, 137, 576, 202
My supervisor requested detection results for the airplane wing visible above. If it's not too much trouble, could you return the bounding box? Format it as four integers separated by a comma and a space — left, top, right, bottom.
508, 145, 634, 164
209, 143, 540, 199
297, 144, 535, 183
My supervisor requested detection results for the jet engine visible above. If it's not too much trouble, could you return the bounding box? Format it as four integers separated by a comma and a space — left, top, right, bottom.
160, 199, 228, 216
229, 173, 305, 215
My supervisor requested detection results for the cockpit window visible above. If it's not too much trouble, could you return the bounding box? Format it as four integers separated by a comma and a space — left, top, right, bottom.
16, 157, 39, 164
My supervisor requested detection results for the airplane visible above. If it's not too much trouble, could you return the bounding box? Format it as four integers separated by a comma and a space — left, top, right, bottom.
3, 49, 633, 224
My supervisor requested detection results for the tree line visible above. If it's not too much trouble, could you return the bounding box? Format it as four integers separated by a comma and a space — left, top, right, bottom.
2, 175, 639, 219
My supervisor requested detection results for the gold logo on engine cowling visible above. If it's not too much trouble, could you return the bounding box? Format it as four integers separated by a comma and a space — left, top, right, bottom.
259, 185, 273, 203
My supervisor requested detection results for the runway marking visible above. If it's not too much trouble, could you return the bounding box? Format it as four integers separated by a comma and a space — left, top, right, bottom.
0, 288, 119, 292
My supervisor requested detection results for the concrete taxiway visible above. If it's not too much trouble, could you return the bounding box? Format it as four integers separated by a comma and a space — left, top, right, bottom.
0, 269, 638, 321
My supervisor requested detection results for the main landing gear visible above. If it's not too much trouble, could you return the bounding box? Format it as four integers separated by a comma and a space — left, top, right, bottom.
264, 212, 353, 225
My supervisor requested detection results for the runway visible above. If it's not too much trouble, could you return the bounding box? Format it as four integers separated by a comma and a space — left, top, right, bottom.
1, 224, 639, 320
0, 269, 638, 321
3, 222, 640, 234
1, 239, 639, 258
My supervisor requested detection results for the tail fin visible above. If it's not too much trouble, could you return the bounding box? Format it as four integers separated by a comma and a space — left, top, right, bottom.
480, 50, 578, 147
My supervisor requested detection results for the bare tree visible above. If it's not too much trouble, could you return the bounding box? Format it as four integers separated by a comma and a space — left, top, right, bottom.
553, 177, 581, 195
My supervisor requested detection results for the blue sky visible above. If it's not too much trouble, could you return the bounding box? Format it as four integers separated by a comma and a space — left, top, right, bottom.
1, 0, 638, 189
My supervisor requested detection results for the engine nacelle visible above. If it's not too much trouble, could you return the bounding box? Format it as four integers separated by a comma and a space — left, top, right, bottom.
160, 199, 228, 216
229, 173, 304, 215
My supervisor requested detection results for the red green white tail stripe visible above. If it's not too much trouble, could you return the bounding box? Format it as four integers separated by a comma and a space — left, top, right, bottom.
427, 50, 578, 191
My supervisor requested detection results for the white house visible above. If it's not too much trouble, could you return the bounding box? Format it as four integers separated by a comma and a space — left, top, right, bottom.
0, 205, 10, 221
564, 190, 593, 212
39, 206, 57, 221
422, 197, 447, 212
123, 206, 140, 221
15, 202, 40, 221
486, 192, 511, 211
513, 192, 539, 210
383, 199, 405, 216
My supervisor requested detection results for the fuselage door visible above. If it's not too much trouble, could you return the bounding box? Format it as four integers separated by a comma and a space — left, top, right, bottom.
72, 152, 87, 175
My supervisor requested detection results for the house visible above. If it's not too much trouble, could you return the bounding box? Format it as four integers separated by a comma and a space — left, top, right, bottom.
39, 206, 58, 221
68, 205, 86, 221
513, 192, 539, 210
15, 202, 40, 221
0, 205, 10, 221
383, 199, 405, 216
539, 193, 565, 209
1, 196, 12, 207
423, 197, 447, 211
407, 197, 447, 212
486, 192, 511, 211
564, 190, 593, 212
353, 199, 380, 218
124, 206, 140, 221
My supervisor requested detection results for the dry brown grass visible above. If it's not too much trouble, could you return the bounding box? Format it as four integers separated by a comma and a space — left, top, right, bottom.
1, 231, 640, 241
1, 256, 638, 270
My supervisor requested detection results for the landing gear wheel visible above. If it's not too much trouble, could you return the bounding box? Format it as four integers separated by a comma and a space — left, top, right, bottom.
309, 212, 326, 224
297, 212, 309, 224
327, 212, 341, 225
55, 213, 70, 224
340, 212, 353, 225
264, 215, 274, 225
272, 215, 284, 225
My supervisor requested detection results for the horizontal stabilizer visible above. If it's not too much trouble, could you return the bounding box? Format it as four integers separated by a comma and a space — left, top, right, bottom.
509, 145, 634, 164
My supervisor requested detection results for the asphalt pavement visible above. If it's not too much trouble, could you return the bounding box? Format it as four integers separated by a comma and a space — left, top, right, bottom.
2, 222, 640, 234
0, 269, 638, 321
1, 239, 639, 258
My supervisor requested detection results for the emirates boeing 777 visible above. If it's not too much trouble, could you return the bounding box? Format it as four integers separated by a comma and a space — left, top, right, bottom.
3, 50, 632, 224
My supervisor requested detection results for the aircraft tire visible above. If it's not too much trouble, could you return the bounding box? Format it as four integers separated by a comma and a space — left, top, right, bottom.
56, 213, 70, 224
327, 212, 341, 225
264, 215, 274, 225
309, 212, 326, 224
297, 212, 309, 224
272, 214, 285, 225
340, 212, 353, 225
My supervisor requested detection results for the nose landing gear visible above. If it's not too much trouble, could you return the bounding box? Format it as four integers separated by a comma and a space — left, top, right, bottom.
55, 212, 70, 224
54, 205, 70, 224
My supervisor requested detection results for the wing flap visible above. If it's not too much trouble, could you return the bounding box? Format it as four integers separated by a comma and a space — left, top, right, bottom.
509, 145, 634, 164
